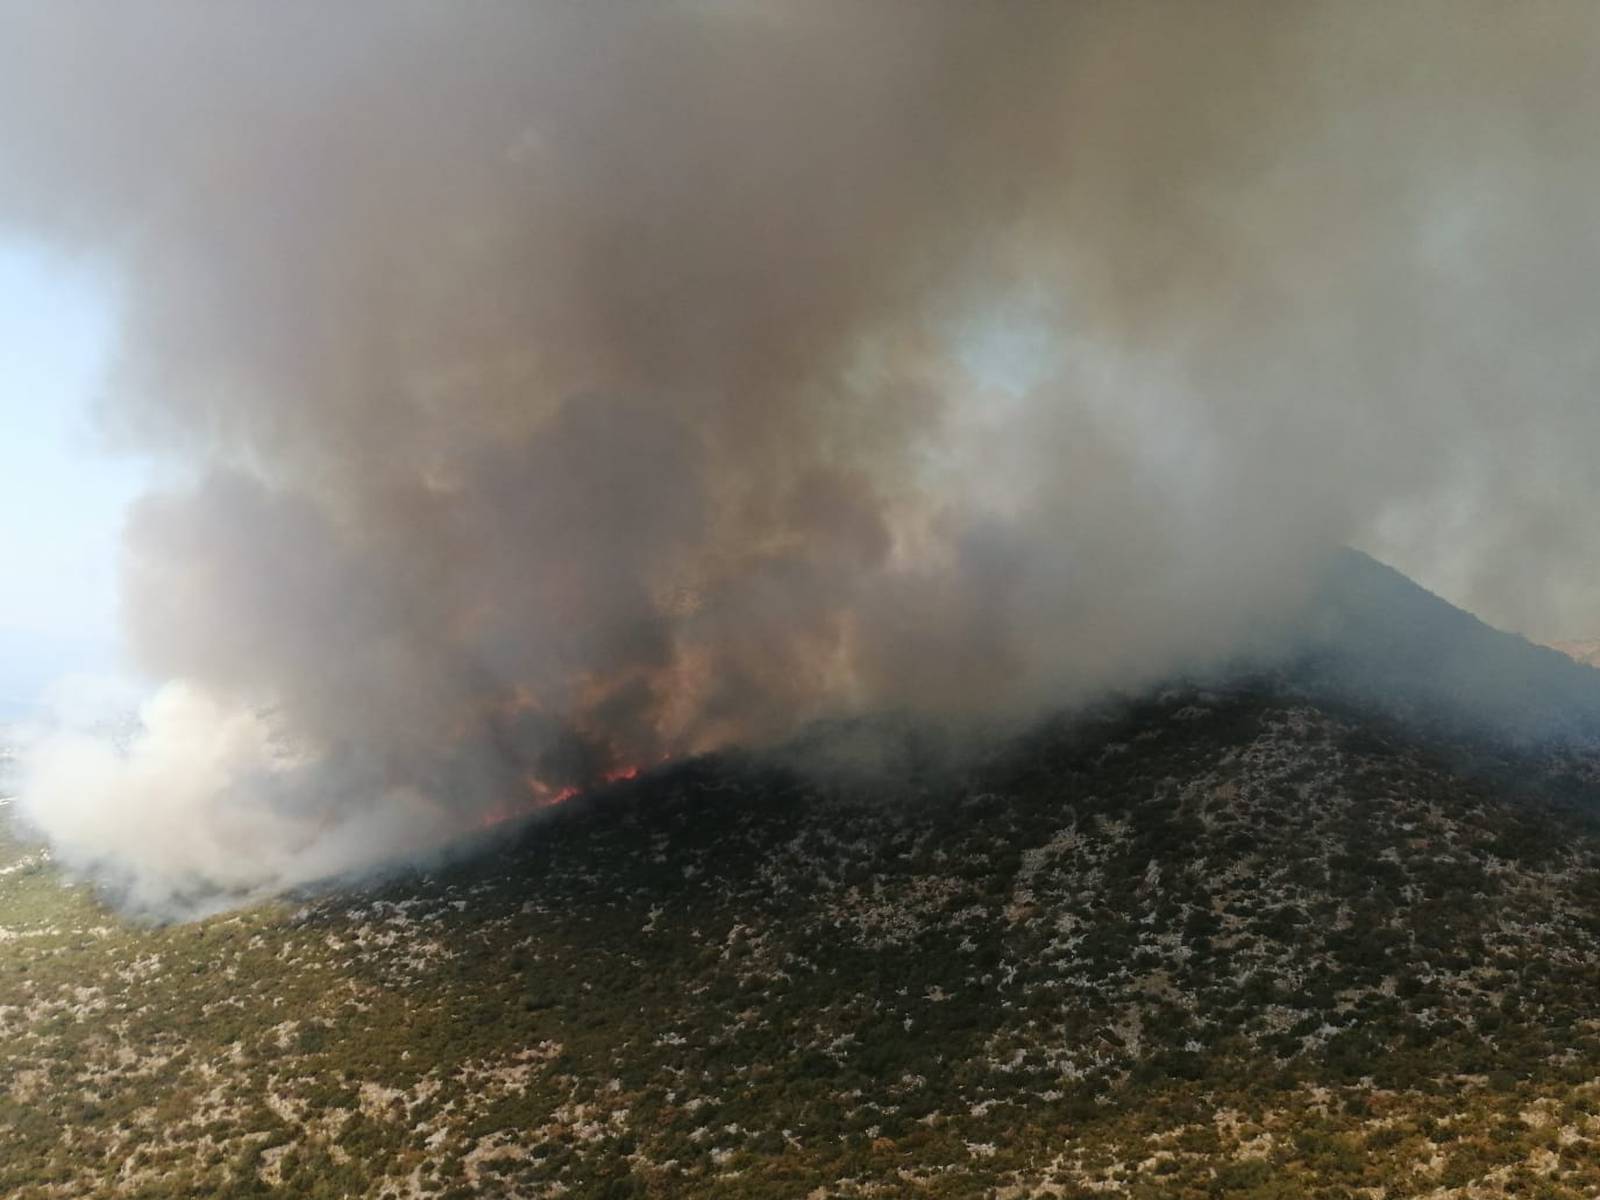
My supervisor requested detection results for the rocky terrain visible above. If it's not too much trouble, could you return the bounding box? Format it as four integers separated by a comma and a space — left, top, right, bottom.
5, 674, 1600, 1198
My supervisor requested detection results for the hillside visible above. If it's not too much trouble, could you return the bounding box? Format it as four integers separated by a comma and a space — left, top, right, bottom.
1278, 549, 1600, 747
1551, 640, 1600, 671
6, 678, 1600, 1198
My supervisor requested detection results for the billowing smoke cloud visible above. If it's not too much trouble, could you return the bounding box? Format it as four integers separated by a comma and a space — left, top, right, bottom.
3, 2, 1600, 912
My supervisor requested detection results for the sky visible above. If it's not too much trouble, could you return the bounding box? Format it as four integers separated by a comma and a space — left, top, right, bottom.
0, 239, 144, 711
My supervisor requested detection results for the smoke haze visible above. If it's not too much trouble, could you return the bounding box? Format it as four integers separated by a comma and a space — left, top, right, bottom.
3, 2, 1600, 912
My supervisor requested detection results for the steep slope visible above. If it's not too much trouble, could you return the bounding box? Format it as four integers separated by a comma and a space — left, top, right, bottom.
1550, 639, 1600, 670
1284, 549, 1600, 746
4, 684, 1600, 1199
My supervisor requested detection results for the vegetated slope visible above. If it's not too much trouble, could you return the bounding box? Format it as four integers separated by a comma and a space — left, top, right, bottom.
1550, 639, 1600, 671
4, 680, 1600, 1199
1288, 549, 1600, 746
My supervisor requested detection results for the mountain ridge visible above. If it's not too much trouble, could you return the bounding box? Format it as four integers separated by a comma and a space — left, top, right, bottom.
1279, 549, 1600, 747
1550, 639, 1600, 670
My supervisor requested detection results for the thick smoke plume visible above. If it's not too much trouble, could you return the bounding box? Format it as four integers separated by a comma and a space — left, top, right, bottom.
3, 3, 1600, 912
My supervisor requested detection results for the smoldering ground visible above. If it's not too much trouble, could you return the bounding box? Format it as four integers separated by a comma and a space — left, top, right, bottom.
4, 2, 1600, 914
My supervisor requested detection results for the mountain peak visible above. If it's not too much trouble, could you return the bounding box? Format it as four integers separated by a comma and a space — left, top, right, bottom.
1272, 548, 1600, 747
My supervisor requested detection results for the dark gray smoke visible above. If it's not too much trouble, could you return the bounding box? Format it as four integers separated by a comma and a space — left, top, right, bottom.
4, 2, 1600, 912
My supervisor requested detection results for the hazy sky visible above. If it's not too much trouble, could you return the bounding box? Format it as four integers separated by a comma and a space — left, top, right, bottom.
0, 239, 143, 705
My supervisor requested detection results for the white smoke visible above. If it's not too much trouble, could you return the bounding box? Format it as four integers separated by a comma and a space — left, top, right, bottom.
16, 682, 462, 913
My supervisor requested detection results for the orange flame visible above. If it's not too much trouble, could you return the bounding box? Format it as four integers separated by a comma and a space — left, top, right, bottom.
474, 757, 662, 832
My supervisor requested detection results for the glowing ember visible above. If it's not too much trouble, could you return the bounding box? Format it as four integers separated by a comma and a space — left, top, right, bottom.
522, 777, 580, 809
474, 760, 660, 831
